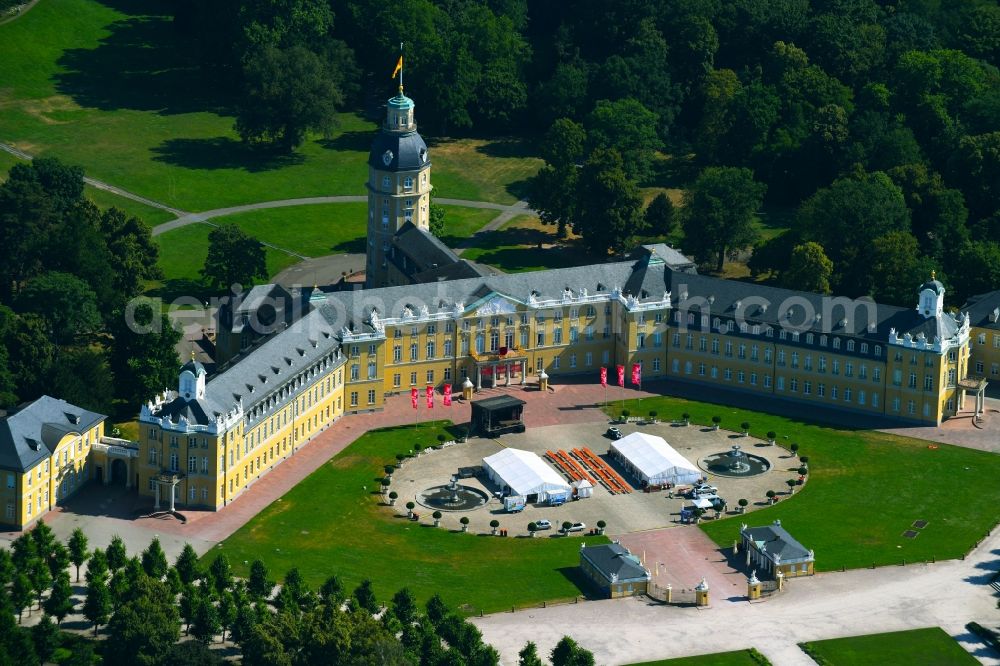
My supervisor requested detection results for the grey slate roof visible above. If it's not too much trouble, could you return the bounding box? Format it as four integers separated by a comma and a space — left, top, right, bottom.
368, 129, 429, 172
0, 396, 105, 473
580, 543, 649, 582
744, 521, 812, 562
153, 304, 347, 429
962, 290, 1000, 330
391, 222, 465, 277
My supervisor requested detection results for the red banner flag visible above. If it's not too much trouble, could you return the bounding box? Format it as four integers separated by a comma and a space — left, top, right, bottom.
426, 385, 434, 409
443, 383, 452, 407
631, 362, 642, 386
616, 365, 625, 387
410, 387, 418, 409
600, 367, 608, 387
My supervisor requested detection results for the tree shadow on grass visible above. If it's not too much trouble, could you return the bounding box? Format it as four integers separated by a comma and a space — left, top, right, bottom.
474, 138, 536, 160
151, 138, 305, 172
54, 8, 234, 116
317, 131, 373, 153
146, 278, 214, 304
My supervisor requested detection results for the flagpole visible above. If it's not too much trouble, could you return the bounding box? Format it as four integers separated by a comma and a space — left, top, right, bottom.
399, 41, 404, 91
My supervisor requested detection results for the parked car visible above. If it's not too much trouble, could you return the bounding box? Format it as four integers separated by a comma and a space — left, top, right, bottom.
606, 426, 623, 440
566, 522, 586, 532
690, 484, 718, 497
534, 519, 552, 530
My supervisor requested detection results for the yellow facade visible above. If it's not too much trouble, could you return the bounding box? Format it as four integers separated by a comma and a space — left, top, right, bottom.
2, 418, 104, 531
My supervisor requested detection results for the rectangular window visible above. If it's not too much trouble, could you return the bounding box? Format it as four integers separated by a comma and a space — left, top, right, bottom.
188, 456, 197, 473
426, 370, 434, 383
350, 392, 358, 407
393, 373, 401, 388
410, 372, 417, 385
764, 375, 772, 388
552, 357, 560, 370
368, 390, 376, 404
368, 362, 377, 380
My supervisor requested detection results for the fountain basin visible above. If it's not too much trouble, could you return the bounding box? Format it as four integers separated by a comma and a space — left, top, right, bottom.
417, 484, 490, 512
700, 446, 772, 478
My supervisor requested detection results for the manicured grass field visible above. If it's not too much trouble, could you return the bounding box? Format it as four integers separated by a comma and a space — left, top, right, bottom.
799, 627, 977, 665
626, 649, 768, 666
0, 0, 540, 211
608, 394, 1000, 570
152, 203, 499, 296
462, 215, 596, 273
151, 223, 299, 302
209, 422, 606, 614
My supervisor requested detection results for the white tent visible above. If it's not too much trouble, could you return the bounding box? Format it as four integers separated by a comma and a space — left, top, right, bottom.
572, 478, 594, 499
610, 432, 701, 486
483, 448, 572, 502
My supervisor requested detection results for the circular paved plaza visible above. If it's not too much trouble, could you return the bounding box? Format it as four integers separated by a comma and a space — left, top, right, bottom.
389, 420, 799, 536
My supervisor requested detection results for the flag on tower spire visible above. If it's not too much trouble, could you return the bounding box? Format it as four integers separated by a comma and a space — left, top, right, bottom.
392, 55, 403, 80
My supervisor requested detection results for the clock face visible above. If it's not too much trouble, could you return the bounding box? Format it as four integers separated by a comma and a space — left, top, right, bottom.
419, 148, 427, 163
382, 150, 394, 166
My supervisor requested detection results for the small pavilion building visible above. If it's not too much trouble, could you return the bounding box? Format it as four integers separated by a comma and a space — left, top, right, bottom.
610, 432, 701, 487
741, 520, 815, 578
579, 542, 651, 598
470, 395, 526, 436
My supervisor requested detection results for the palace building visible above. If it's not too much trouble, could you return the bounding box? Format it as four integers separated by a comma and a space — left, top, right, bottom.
130, 85, 984, 513
0, 396, 118, 530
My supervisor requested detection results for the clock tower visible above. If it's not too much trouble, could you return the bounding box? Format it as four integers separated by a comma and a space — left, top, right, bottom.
365, 85, 432, 288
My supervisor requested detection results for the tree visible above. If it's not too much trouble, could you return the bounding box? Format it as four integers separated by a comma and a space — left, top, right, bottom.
426, 594, 449, 626
784, 242, 834, 294
104, 575, 180, 665
353, 579, 379, 614
870, 231, 933, 306
83, 575, 112, 636
586, 98, 662, 183
14, 272, 102, 344
0, 547, 12, 588
175, 544, 201, 586
31, 614, 59, 665
796, 172, 911, 296
738, 498, 749, 513
85, 548, 108, 585
519, 641, 544, 666
551, 635, 595, 666
99, 207, 163, 301
460, 516, 471, 532
191, 596, 221, 644
644, 193, 676, 237
141, 537, 169, 580
109, 300, 182, 406
319, 574, 343, 605
682, 167, 765, 272
247, 559, 272, 600
29, 557, 52, 611
528, 163, 579, 239
541, 118, 587, 168
574, 148, 644, 256
218, 591, 237, 643
201, 224, 268, 291
489, 519, 500, 535
391, 587, 417, 625
47, 541, 70, 580
429, 202, 446, 237
12, 573, 32, 623
236, 45, 344, 151
44, 572, 74, 625
281, 567, 310, 609
29, 519, 55, 558
207, 554, 234, 596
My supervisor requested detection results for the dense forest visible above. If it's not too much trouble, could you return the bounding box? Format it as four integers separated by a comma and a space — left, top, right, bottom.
174, 0, 1000, 306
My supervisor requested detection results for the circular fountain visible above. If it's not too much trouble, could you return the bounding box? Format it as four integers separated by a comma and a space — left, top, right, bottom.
417, 475, 490, 512
700, 445, 771, 478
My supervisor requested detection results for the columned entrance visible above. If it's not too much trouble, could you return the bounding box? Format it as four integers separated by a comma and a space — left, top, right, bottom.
958, 377, 988, 423
153, 473, 183, 512
470, 349, 527, 391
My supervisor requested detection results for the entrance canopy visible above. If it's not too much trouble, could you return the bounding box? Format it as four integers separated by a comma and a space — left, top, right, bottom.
482, 447, 571, 500
611, 432, 700, 486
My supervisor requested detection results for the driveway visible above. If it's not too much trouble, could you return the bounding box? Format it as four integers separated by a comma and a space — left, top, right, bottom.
472, 530, 1000, 665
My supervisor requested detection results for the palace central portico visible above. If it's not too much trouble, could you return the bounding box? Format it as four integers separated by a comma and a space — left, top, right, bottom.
470, 347, 528, 389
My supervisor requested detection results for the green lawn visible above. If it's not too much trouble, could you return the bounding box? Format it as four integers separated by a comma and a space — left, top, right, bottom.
0, 0, 540, 211
799, 628, 977, 665
606, 395, 1000, 570
625, 649, 768, 666
462, 215, 596, 273
208, 422, 606, 614
152, 203, 498, 297
151, 223, 299, 302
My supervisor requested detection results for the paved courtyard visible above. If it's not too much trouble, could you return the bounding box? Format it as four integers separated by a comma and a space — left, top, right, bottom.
392, 420, 794, 536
